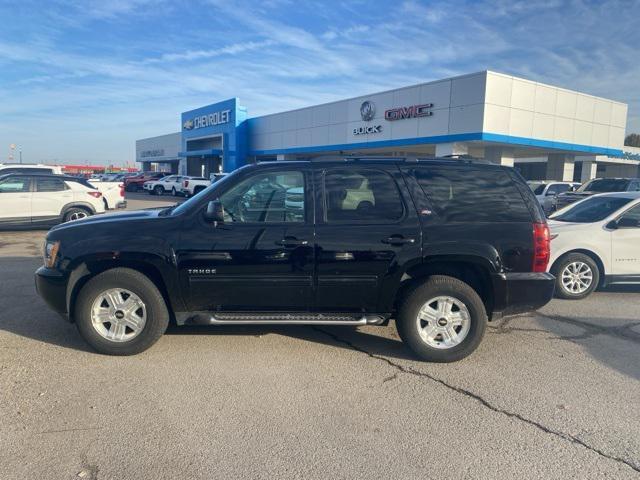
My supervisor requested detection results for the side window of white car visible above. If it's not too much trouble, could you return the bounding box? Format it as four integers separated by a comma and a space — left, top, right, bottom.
617, 205, 640, 228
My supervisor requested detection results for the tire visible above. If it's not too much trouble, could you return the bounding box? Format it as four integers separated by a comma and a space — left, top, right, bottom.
154, 185, 164, 196
74, 268, 169, 355
171, 187, 177, 196
63, 207, 91, 223
552, 253, 599, 300
194, 186, 205, 195
396, 275, 487, 363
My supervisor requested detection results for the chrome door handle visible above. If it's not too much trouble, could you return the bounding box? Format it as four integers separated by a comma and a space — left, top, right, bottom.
276, 237, 308, 247
382, 236, 415, 245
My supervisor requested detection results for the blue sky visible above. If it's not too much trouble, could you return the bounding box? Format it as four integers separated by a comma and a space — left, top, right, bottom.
0, 0, 638, 166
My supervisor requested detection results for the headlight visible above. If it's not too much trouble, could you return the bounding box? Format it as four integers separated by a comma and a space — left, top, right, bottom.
43, 240, 60, 268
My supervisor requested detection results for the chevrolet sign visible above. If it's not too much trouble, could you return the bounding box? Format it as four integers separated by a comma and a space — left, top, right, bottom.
183, 109, 232, 130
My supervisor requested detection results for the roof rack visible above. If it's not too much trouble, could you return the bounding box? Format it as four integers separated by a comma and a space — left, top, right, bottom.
307, 155, 491, 165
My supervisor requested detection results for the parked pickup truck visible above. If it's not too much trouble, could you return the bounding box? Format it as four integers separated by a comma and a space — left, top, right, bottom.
35, 157, 555, 362
180, 177, 210, 197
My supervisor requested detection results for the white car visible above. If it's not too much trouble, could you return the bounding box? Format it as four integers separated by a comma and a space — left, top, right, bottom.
528, 181, 580, 215
548, 192, 640, 299
0, 173, 106, 228
143, 175, 188, 196
0, 163, 63, 175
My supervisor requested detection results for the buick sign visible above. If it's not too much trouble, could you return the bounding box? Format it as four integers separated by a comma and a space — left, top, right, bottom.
353, 125, 382, 135
360, 101, 375, 121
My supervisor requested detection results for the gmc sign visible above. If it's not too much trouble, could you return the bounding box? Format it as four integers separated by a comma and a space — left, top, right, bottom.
385, 103, 433, 121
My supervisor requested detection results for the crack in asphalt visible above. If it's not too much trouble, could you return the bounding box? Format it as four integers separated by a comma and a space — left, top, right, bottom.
311, 326, 640, 474
495, 313, 640, 345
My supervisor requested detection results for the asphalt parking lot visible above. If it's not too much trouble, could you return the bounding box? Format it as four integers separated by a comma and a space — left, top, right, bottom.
1, 195, 639, 479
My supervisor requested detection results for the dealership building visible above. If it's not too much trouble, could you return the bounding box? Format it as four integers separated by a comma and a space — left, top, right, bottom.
136, 70, 636, 182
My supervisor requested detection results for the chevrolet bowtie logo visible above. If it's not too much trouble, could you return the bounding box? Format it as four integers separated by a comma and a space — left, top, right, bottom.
183, 119, 194, 130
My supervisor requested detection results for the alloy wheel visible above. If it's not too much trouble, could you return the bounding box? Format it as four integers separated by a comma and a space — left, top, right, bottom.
416, 296, 471, 349
90, 288, 147, 342
561, 261, 593, 294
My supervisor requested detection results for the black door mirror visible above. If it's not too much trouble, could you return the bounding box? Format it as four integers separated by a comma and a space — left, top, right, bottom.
616, 217, 640, 228
204, 199, 225, 223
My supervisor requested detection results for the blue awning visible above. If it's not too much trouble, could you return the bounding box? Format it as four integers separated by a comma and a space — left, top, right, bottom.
178, 149, 223, 157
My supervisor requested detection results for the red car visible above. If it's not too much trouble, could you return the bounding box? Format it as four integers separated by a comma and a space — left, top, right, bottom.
124, 172, 167, 192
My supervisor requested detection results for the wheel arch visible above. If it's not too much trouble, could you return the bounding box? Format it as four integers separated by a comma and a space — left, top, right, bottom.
396, 255, 496, 318
550, 249, 606, 286
66, 256, 175, 324
61, 202, 96, 216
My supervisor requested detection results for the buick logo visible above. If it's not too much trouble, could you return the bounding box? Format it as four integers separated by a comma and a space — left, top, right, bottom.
360, 101, 375, 122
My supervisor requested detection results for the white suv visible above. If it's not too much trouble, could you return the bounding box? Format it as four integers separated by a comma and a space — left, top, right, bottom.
143, 175, 188, 196
548, 192, 640, 299
0, 174, 106, 228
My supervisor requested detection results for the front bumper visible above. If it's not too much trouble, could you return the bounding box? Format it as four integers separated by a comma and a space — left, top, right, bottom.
35, 266, 69, 321
491, 272, 555, 319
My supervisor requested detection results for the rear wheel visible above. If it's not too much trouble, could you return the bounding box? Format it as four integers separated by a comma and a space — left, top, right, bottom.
193, 186, 205, 195
552, 253, 599, 300
396, 275, 487, 362
63, 207, 91, 222
74, 268, 169, 355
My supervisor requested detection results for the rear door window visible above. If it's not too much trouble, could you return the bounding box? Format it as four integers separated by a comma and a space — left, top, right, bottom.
36, 177, 67, 192
413, 167, 531, 222
323, 169, 404, 223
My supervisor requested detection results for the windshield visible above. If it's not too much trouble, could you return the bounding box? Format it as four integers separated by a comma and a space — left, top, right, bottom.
578, 178, 629, 193
551, 196, 632, 223
170, 168, 245, 216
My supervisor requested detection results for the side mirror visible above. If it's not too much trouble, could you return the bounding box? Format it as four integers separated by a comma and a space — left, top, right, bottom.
204, 199, 225, 223
616, 217, 640, 229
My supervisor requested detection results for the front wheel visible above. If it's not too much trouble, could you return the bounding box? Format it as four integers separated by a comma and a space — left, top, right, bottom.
552, 253, 599, 300
396, 275, 487, 362
74, 268, 169, 355
153, 185, 164, 196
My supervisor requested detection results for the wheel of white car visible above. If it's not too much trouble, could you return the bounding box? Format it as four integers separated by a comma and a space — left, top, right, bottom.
552, 253, 600, 300
154, 185, 164, 195
63, 207, 91, 222
171, 187, 177, 196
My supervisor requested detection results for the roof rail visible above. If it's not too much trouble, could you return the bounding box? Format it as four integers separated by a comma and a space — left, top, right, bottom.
307, 155, 491, 165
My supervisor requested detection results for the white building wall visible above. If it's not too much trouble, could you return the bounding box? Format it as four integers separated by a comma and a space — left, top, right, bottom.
483, 72, 627, 150
135, 132, 181, 162
249, 72, 488, 153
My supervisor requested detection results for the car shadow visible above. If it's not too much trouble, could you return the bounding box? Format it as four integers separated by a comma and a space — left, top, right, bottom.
165, 323, 416, 361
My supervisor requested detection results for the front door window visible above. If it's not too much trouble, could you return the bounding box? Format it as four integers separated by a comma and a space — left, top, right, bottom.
219, 171, 305, 223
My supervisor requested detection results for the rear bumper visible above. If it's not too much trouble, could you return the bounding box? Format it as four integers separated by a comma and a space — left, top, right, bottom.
491, 272, 555, 318
35, 266, 70, 321
115, 200, 127, 209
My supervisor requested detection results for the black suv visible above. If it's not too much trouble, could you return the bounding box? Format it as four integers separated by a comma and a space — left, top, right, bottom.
35, 158, 554, 362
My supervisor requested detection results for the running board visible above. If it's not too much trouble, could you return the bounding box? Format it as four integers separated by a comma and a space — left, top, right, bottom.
179, 312, 387, 326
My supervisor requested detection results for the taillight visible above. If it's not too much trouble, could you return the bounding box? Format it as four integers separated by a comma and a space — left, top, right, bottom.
532, 222, 550, 272
119, 183, 124, 197
184, 180, 189, 187
87, 191, 102, 198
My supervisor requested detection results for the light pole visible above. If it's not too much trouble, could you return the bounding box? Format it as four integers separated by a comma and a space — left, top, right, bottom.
19, 149, 22, 164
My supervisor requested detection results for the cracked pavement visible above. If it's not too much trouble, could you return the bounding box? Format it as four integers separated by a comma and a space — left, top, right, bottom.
1, 254, 640, 478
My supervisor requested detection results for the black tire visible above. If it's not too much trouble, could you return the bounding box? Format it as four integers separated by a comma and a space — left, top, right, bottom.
63, 207, 91, 223
154, 185, 164, 196
551, 253, 600, 300
74, 268, 169, 355
396, 275, 487, 363
193, 186, 205, 195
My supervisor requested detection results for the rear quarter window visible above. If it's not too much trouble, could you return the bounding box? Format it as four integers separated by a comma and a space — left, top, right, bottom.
412, 167, 531, 222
